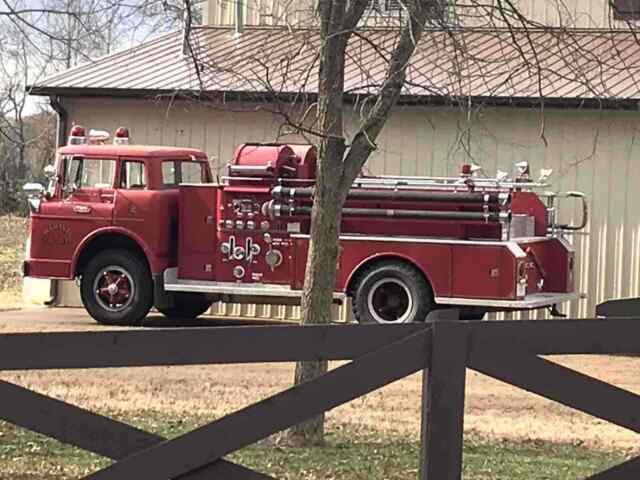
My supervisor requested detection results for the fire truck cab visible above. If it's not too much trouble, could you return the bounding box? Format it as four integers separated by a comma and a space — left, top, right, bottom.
23, 126, 587, 325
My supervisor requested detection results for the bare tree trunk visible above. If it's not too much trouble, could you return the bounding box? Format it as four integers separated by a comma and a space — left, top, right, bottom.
289, 136, 347, 445
289, 0, 434, 446
288, 0, 353, 445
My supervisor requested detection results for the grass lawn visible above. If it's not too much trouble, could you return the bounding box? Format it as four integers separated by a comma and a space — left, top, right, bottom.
0, 412, 627, 480
0, 216, 27, 309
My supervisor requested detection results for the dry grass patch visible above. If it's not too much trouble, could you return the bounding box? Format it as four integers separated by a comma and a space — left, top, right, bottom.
3, 355, 640, 452
0, 216, 27, 309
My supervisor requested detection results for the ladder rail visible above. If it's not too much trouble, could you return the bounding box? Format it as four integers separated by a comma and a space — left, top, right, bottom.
221, 175, 551, 191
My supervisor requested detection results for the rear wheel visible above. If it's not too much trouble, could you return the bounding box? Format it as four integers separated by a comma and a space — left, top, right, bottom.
157, 293, 212, 319
80, 249, 153, 326
351, 261, 433, 324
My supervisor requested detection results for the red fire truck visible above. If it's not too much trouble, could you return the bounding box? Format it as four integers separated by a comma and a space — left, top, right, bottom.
22, 126, 587, 325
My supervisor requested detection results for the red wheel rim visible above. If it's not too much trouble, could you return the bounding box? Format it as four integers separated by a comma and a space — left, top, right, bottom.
93, 265, 135, 312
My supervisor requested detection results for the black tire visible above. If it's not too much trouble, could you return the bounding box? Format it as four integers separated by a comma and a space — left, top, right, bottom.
157, 293, 212, 319
351, 261, 433, 324
80, 249, 153, 326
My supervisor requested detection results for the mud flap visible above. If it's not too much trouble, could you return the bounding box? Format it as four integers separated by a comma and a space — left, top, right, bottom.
549, 304, 567, 318
153, 273, 176, 310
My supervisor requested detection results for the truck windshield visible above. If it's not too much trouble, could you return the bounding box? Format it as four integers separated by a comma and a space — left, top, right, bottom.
161, 160, 207, 186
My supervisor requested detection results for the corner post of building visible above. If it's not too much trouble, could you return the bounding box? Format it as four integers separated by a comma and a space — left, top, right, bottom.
419, 310, 469, 480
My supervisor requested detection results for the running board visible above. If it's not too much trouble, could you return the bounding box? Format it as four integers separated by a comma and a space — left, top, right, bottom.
163, 268, 346, 300
435, 292, 580, 309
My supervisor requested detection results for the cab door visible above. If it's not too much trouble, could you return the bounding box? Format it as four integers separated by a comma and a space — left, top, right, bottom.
29, 155, 117, 277
58, 155, 117, 242
112, 159, 149, 247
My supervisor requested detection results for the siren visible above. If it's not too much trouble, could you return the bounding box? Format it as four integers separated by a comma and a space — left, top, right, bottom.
460, 163, 482, 177
68, 125, 87, 145
114, 127, 130, 145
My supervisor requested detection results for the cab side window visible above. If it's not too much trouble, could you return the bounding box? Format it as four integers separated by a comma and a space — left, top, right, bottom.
63, 157, 116, 195
182, 161, 206, 183
81, 159, 116, 188
161, 160, 207, 187
63, 157, 82, 194
121, 161, 147, 189
161, 161, 177, 186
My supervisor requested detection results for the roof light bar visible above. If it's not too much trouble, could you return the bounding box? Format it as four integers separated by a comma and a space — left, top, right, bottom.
68, 125, 86, 145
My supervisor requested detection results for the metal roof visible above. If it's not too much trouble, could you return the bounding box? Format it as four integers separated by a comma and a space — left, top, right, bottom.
58, 144, 206, 158
29, 26, 640, 107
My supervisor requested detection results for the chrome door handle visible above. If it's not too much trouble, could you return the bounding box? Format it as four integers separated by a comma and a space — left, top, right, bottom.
73, 205, 92, 214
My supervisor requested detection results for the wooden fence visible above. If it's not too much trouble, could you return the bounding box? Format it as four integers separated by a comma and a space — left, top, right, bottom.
1, 315, 639, 479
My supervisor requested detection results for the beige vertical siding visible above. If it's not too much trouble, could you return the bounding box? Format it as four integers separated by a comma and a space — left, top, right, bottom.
202, 0, 624, 28
455, 0, 618, 28
203, 0, 316, 27
55, 97, 640, 320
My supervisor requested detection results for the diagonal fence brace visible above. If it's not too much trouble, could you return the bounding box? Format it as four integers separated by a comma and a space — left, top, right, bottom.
81, 327, 433, 480
469, 345, 640, 480
0, 380, 273, 479
469, 347, 640, 434
586, 456, 640, 480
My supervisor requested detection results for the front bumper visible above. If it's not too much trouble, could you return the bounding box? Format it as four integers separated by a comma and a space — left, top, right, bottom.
20, 259, 72, 279
434, 291, 581, 310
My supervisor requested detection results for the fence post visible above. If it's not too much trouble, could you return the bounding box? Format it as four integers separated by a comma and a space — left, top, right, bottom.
419, 317, 468, 480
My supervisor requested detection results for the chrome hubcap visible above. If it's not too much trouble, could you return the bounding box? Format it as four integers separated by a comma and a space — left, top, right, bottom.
367, 278, 413, 324
93, 266, 135, 312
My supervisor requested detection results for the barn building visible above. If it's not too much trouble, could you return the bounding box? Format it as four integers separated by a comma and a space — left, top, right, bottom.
27, 0, 640, 319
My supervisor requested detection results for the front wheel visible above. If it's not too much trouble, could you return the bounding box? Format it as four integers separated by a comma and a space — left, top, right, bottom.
157, 293, 212, 319
80, 249, 153, 326
351, 261, 433, 324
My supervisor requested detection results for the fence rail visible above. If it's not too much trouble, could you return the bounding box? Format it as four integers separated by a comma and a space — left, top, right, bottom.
1, 315, 639, 479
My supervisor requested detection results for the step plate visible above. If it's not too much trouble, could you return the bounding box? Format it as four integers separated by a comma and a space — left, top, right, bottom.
163, 268, 345, 299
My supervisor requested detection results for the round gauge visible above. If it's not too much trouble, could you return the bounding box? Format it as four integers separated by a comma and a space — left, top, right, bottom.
233, 246, 245, 260
233, 265, 245, 279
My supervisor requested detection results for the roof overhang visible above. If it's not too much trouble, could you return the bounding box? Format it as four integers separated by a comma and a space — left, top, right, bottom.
29, 26, 640, 111
31, 87, 640, 111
